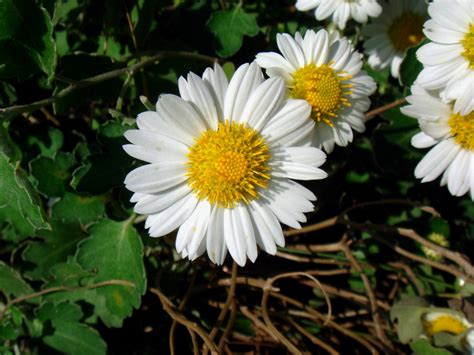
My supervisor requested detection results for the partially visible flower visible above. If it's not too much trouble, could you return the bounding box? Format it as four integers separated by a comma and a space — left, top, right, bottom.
363, 0, 427, 78
466, 328, 474, 352
415, 0, 474, 115
256, 29, 377, 153
421, 232, 449, 261
423, 311, 471, 337
401, 85, 474, 199
295, 0, 382, 30
123, 63, 328, 267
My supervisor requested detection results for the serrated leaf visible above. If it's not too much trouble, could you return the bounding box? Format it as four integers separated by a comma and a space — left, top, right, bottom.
372, 107, 422, 174
30, 152, 76, 197
208, 5, 258, 57
22, 220, 87, 280
0, 262, 34, 298
37, 303, 106, 355
72, 126, 133, 194
51, 192, 105, 224
44, 321, 106, 355
399, 40, 427, 87
76, 219, 146, 327
0, 0, 57, 81
410, 339, 452, 355
37, 302, 82, 325
0, 129, 49, 232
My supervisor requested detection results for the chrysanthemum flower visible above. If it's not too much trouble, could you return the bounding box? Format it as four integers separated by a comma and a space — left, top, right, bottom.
363, 0, 427, 78
295, 0, 382, 30
415, 0, 474, 115
256, 29, 377, 153
123, 63, 328, 266
401, 86, 474, 199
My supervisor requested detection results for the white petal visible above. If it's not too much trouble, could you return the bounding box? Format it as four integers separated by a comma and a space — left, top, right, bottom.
207, 207, 227, 265
146, 193, 199, 237
124, 162, 187, 193
224, 63, 264, 122
239, 77, 286, 131
276, 33, 306, 68
134, 183, 192, 214
176, 200, 211, 256
223, 208, 247, 266
202, 63, 228, 117
156, 94, 207, 141
178, 72, 219, 130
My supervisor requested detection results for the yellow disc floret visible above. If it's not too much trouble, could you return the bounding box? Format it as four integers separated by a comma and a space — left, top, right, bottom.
449, 111, 474, 151
424, 313, 470, 336
388, 12, 425, 52
461, 24, 474, 69
186, 121, 271, 208
290, 64, 352, 126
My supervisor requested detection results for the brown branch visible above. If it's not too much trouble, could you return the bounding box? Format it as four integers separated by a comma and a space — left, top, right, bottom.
284, 217, 338, 237
169, 269, 197, 355
0, 51, 221, 120
288, 318, 339, 354
364, 98, 407, 122
340, 239, 393, 350
149, 287, 218, 353
397, 227, 474, 278
204, 261, 238, 355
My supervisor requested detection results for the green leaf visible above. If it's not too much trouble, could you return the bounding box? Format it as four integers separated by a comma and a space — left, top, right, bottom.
37, 303, 106, 355
0, 0, 56, 81
30, 152, 76, 197
72, 124, 133, 194
372, 107, 422, 175
0, 129, 49, 232
51, 192, 105, 224
0, 262, 34, 298
76, 219, 146, 327
410, 339, 452, 355
208, 5, 259, 57
22, 220, 87, 280
399, 40, 426, 87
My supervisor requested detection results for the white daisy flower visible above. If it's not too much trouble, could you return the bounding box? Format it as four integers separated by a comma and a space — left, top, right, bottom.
363, 0, 427, 78
415, 0, 474, 115
423, 311, 471, 336
295, 0, 382, 30
123, 63, 328, 267
255, 29, 377, 153
401, 85, 474, 199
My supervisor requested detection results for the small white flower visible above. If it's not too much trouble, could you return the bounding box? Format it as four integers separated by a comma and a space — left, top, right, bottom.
363, 0, 427, 78
123, 63, 328, 266
423, 311, 472, 336
295, 0, 382, 30
256, 29, 377, 153
415, 0, 474, 115
401, 85, 474, 199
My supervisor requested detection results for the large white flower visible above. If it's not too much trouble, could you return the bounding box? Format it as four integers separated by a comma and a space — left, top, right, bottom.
415, 0, 474, 115
295, 0, 382, 30
123, 63, 328, 266
401, 85, 474, 199
363, 0, 427, 78
256, 29, 377, 153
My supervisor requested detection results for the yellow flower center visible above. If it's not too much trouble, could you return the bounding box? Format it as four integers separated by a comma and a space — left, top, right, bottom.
388, 12, 425, 52
186, 121, 271, 208
449, 111, 474, 151
290, 64, 352, 126
424, 315, 469, 336
461, 24, 474, 69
